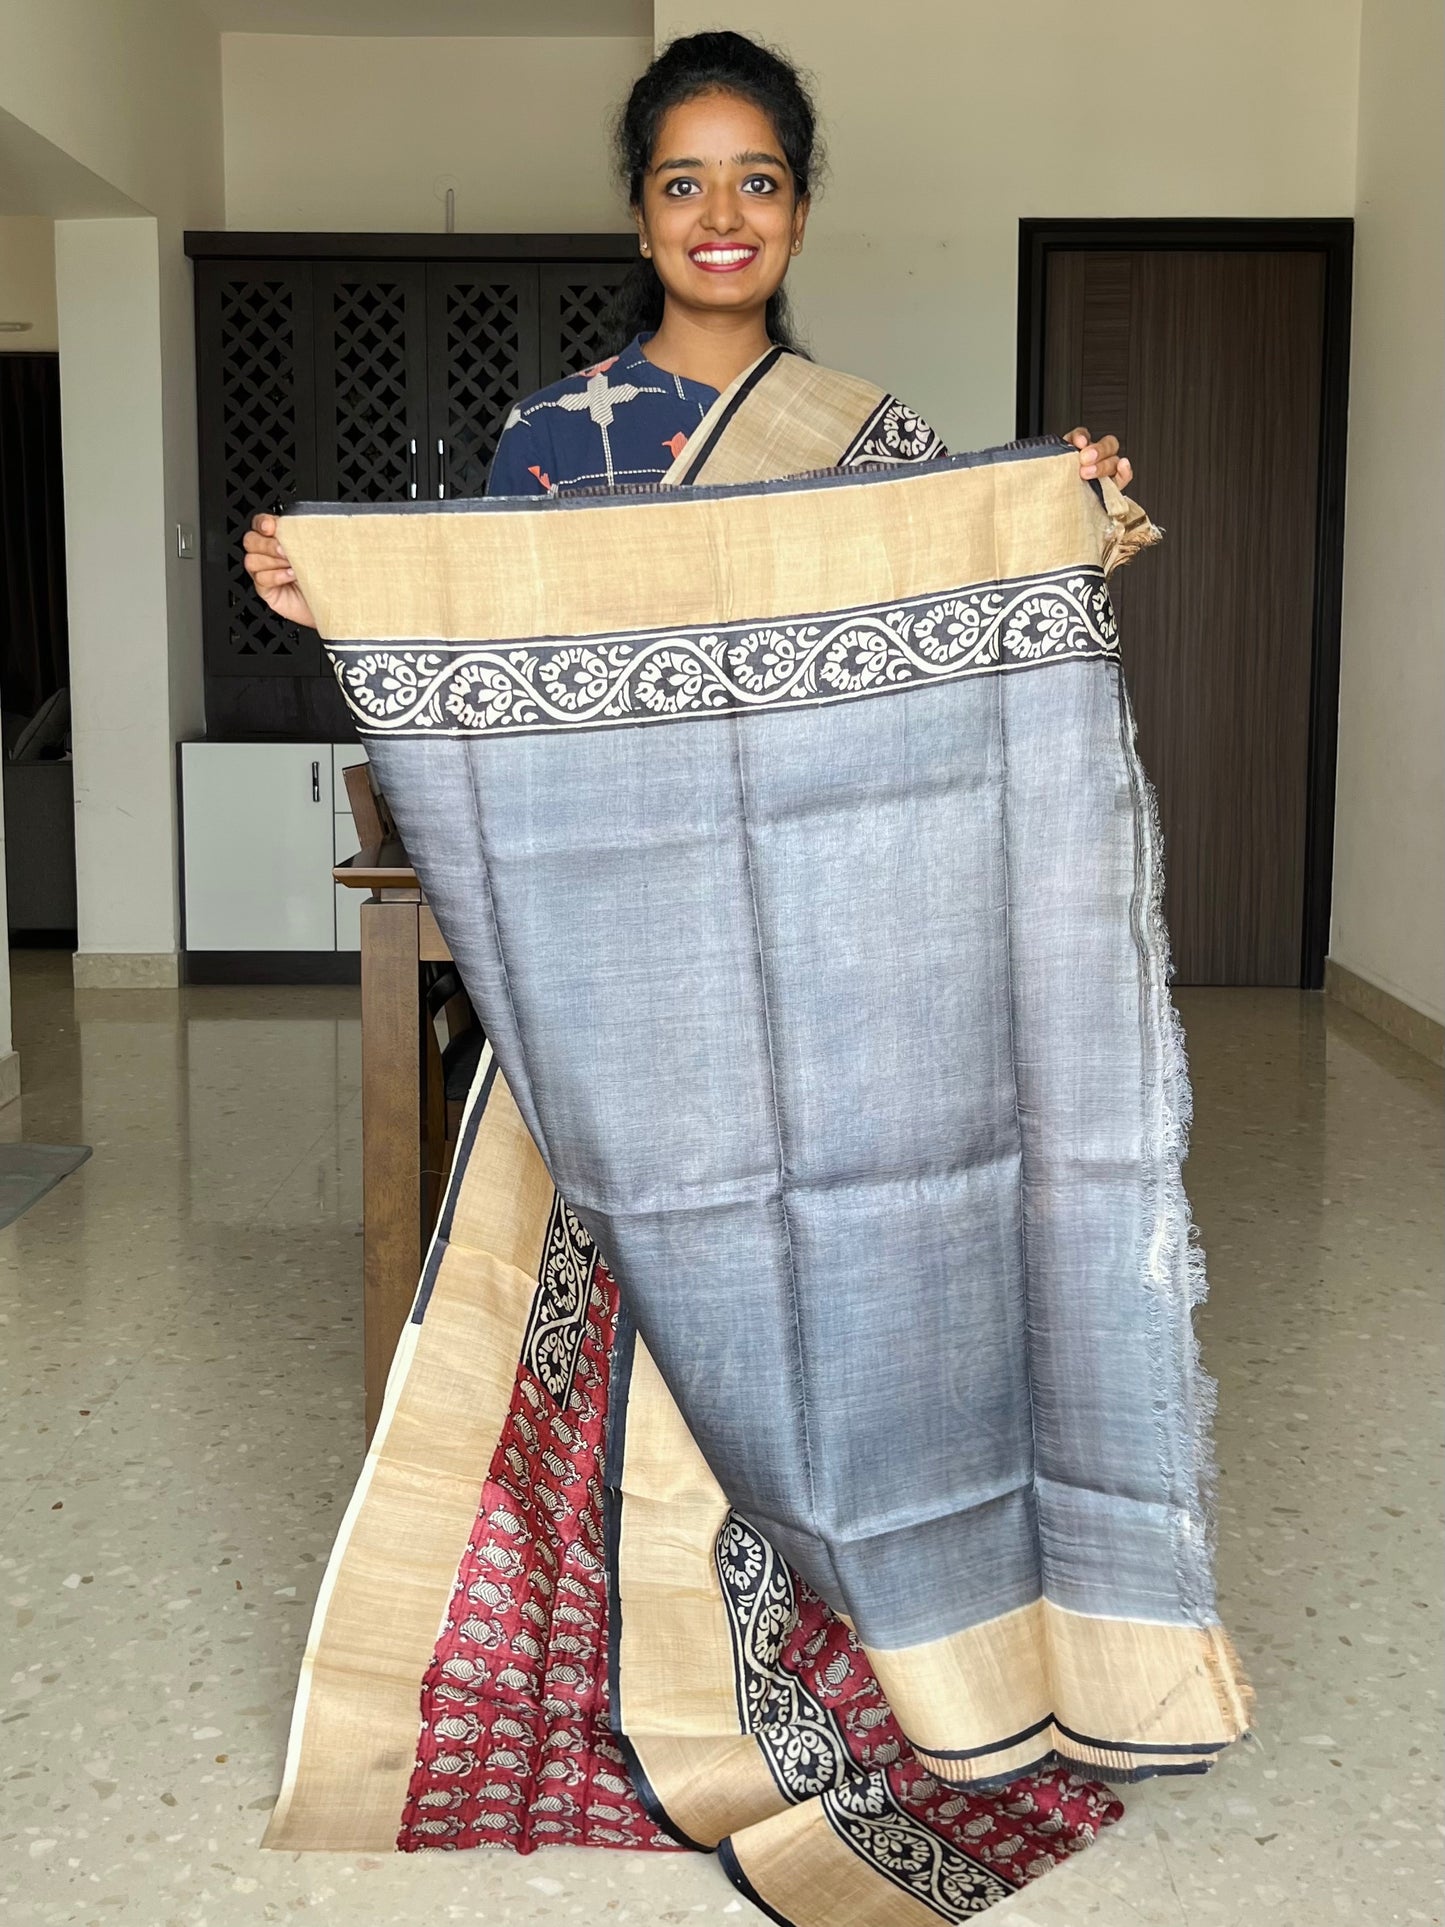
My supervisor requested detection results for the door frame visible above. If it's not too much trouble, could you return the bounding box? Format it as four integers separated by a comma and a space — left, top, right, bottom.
1015, 217, 1354, 990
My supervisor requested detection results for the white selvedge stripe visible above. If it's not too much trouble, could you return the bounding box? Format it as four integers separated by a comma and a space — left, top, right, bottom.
325, 565, 1118, 738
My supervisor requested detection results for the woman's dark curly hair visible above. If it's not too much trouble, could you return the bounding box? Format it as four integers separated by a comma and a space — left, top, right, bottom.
603, 30, 821, 355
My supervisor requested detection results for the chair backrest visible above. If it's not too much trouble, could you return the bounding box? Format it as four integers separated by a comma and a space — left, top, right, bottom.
343, 757, 394, 848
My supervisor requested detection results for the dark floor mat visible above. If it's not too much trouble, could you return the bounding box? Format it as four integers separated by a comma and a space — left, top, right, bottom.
0, 1143, 92, 1228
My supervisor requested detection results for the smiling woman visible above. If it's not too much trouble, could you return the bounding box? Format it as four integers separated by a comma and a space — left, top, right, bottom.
241, 31, 1188, 1927
612, 31, 818, 355
474, 32, 1129, 500
482, 35, 826, 496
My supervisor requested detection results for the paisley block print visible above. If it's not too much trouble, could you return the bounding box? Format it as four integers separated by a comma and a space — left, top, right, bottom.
712, 1513, 1122, 1914
841, 395, 949, 468
399, 1259, 674, 1853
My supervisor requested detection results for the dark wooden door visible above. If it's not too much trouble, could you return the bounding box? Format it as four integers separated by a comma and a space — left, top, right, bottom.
192, 240, 638, 735
426, 266, 539, 502
195, 261, 320, 679
538, 263, 631, 383
313, 262, 431, 505
1037, 246, 1333, 985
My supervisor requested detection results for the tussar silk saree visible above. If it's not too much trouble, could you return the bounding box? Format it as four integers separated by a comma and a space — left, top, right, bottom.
265, 350, 1252, 1923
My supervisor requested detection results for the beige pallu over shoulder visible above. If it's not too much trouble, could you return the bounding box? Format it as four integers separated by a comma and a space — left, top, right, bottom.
659, 344, 897, 486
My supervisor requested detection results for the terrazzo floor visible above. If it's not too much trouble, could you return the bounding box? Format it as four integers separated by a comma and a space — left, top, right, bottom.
1, 950, 1440, 1927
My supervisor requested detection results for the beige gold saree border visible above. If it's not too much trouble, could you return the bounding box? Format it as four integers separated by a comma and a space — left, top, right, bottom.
283, 449, 1116, 649
608, 1332, 791, 1848
870, 1602, 1253, 1783
263, 1055, 555, 1851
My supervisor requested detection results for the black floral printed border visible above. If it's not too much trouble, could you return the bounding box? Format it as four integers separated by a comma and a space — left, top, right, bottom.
326, 566, 1118, 738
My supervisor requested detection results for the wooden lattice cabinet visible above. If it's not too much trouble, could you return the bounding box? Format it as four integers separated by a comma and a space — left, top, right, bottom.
187, 233, 631, 737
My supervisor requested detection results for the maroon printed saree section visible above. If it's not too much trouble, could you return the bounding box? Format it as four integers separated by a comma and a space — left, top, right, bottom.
262, 1057, 569, 1851
398, 1257, 675, 1854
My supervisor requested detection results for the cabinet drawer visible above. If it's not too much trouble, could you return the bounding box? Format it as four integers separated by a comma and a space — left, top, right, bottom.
181, 742, 336, 951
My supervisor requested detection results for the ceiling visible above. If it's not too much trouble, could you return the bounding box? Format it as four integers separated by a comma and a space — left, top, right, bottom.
194, 0, 651, 34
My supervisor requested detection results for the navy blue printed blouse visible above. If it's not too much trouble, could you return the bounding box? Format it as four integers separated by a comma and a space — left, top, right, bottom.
487, 333, 719, 497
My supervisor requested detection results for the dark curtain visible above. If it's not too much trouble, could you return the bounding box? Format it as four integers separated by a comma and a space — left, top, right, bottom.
0, 353, 69, 720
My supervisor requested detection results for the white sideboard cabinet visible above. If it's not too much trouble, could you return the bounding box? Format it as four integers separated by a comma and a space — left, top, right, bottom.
180, 742, 368, 974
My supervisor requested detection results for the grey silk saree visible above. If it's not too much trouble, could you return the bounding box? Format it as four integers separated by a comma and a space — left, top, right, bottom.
264, 350, 1251, 1923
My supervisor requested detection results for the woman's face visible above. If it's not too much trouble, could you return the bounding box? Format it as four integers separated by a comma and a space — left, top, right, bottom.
635, 89, 808, 322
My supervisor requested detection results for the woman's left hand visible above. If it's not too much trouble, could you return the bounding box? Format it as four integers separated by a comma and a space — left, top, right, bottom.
1065, 427, 1133, 492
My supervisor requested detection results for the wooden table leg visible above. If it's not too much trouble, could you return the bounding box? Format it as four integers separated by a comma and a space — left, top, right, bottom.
360, 897, 423, 1440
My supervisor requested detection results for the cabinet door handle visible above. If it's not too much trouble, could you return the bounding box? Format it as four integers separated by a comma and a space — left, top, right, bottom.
311, 759, 321, 803
437, 437, 447, 500
408, 437, 418, 500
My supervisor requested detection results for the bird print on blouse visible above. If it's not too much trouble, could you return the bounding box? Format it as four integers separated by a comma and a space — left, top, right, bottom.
488, 335, 720, 497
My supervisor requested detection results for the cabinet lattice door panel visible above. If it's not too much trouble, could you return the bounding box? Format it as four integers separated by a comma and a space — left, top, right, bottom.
196, 262, 320, 678
539, 265, 630, 382
192, 243, 633, 708
427, 267, 540, 500
315, 264, 431, 503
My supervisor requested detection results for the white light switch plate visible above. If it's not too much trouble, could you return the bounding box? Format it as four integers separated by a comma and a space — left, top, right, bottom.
176, 523, 197, 559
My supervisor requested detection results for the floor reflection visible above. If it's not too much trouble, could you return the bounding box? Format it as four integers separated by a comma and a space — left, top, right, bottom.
0, 951, 1439, 1927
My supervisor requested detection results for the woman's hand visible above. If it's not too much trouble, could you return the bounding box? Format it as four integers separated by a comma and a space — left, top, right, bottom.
1065, 427, 1133, 493
243, 512, 317, 631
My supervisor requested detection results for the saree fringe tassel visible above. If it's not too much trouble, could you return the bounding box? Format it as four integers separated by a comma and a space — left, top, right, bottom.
264, 351, 1250, 1926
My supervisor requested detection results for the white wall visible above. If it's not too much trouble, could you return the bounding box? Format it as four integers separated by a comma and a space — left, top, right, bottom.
55, 220, 178, 969
223, 34, 652, 232
653, 0, 1362, 449
0, 1, 221, 218
0, 215, 57, 349
0, 0, 224, 979
1329, 0, 1444, 1025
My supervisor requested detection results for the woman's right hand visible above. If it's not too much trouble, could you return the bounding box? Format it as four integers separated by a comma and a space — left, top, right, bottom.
243, 512, 317, 630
